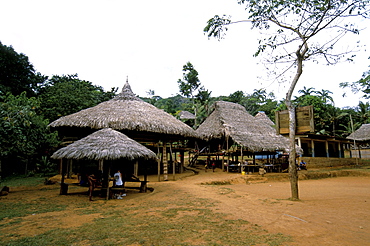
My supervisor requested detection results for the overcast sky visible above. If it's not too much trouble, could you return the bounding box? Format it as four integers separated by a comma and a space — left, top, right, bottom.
1, 0, 369, 108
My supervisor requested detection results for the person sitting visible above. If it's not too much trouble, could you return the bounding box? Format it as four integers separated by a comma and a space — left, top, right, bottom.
113, 170, 125, 199
299, 160, 307, 170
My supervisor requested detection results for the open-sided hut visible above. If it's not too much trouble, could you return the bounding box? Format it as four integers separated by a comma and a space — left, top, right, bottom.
49, 81, 198, 180
51, 128, 157, 198
196, 101, 298, 170
347, 123, 370, 158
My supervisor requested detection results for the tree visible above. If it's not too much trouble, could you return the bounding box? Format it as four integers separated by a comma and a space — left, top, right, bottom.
0, 92, 59, 177
340, 68, 370, 98
298, 86, 315, 96
316, 89, 334, 105
177, 62, 201, 99
177, 62, 211, 128
37, 74, 117, 122
205, 0, 370, 200
0, 42, 46, 97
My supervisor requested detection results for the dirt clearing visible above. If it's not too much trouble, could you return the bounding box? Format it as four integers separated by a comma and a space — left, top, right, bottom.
1, 168, 369, 245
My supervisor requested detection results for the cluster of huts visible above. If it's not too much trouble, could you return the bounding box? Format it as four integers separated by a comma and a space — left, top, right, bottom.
49, 81, 296, 197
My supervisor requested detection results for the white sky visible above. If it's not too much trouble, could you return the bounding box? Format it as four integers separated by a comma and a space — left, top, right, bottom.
1, 0, 369, 108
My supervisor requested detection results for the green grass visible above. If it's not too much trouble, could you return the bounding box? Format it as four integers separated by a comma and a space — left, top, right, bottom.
1, 175, 46, 188
0, 200, 67, 221
0, 175, 291, 246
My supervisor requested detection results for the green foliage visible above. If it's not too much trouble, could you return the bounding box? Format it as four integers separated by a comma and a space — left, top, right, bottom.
0, 92, 59, 175
0, 41, 46, 97
37, 74, 117, 122
177, 62, 201, 98
340, 69, 370, 99
36, 156, 57, 176
204, 14, 231, 39
224, 88, 277, 119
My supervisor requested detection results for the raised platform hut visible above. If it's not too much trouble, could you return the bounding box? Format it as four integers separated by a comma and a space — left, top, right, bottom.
49, 81, 198, 181
51, 128, 157, 199
195, 101, 299, 172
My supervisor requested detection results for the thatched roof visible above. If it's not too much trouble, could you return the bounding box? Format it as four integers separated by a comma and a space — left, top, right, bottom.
196, 101, 297, 153
347, 123, 370, 141
49, 81, 197, 139
51, 128, 157, 160
178, 111, 196, 120
255, 111, 275, 126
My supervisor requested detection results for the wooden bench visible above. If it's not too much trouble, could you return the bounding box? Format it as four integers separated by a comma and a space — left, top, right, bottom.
123, 180, 149, 193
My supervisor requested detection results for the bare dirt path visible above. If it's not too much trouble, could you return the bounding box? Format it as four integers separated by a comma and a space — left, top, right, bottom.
151, 169, 370, 245
2, 168, 370, 245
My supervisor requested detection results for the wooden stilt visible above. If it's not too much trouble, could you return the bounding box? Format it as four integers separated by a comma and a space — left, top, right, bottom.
163, 142, 168, 181
106, 161, 110, 200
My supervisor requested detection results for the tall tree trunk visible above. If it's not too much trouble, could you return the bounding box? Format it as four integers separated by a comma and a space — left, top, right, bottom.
287, 104, 299, 200
285, 45, 306, 200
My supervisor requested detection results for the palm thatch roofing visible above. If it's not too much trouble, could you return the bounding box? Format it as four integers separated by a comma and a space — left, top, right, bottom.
48, 81, 197, 139
196, 101, 298, 153
178, 111, 196, 120
347, 123, 370, 141
255, 111, 275, 126
51, 128, 157, 160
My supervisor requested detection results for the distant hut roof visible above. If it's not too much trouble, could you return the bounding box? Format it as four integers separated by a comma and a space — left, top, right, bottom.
255, 111, 275, 126
347, 123, 370, 141
49, 81, 197, 139
179, 111, 196, 120
51, 128, 157, 160
196, 101, 297, 153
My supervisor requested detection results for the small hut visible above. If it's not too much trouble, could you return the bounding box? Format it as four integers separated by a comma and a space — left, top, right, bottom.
178, 111, 196, 120
347, 123, 370, 158
196, 101, 299, 170
51, 128, 157, 199
347, 123, 370, 141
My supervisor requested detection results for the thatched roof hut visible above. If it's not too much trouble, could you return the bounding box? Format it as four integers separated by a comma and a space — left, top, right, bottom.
51, 128, 157, 161
255, 111, 275, 127
178, 111, 196, 120
49, 81, 197, 140
196, 101, 295, 153
347, 123, 370, 141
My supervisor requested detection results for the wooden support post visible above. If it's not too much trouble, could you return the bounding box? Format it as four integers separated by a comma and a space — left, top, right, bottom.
311, 140, 315, 157
67, 159, 73, 178
226, 137, 230, 172
163, 142, 168, 181
134, 160, 139, 177
60, 159, 68, 195
105, 161, 110, 200
157, 142, 161, 182
180, 151, 184, 173
99, 160, 103, 172
169, 143, 175, 181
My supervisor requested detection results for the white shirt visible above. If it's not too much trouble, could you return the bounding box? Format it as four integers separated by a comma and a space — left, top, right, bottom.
114, 172, 123, 186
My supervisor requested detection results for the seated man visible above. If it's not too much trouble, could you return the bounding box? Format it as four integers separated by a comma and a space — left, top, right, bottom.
299, 160, 307, 170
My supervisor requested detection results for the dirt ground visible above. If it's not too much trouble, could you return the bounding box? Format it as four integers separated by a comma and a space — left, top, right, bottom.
2, 167, 370, 245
